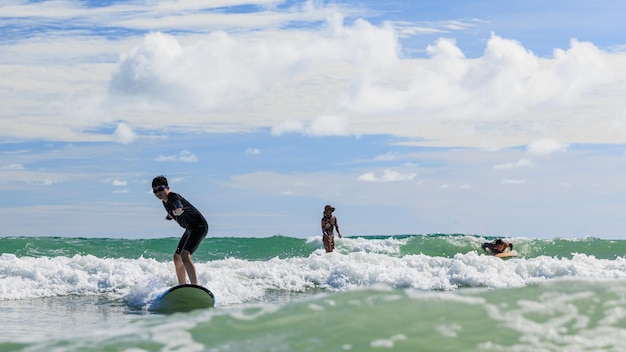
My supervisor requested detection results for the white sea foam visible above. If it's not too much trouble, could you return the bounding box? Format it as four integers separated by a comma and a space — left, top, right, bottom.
2, 247, 626, 309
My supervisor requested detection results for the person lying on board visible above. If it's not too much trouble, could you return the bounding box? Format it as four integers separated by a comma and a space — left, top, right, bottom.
481, 238, 513, 255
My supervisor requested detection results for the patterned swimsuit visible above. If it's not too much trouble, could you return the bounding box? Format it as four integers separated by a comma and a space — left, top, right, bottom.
321, 215, 337, 252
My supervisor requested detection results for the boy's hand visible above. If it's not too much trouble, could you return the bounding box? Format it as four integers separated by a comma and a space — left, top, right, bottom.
172, 208, 184, 216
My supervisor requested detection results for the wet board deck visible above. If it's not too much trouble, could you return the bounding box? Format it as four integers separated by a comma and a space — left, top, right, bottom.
495, 252, 517, 259
150, 284, 215, 313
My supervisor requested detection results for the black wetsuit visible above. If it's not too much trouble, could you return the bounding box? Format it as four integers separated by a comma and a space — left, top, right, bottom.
163, 192, 208, 254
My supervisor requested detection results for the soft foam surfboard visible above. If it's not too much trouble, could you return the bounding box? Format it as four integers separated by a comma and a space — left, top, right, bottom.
150, 284, 215, 313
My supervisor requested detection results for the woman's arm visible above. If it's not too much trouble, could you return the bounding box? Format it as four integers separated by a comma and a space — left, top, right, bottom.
334, 217, 342, 238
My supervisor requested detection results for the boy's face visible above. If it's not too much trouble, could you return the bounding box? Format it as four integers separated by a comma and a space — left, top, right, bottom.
152, 184, 169, 200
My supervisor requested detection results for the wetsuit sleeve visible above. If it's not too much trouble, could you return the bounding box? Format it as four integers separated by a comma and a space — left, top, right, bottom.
171, 197, 184, 210
167, 192, 207, 229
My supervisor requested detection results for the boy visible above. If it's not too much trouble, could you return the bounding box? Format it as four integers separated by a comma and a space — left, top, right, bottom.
152, 175, 208, 285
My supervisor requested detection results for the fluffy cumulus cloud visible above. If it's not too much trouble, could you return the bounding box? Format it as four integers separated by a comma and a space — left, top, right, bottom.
346, 35, 614, 118
109, 31, 265, 110
103, 17, 622, 148
113, 122, 137, 144
1, 2, 625, 149
108, 13, 399, 112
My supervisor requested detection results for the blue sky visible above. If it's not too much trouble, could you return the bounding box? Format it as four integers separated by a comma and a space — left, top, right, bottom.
1, 0, 626, 239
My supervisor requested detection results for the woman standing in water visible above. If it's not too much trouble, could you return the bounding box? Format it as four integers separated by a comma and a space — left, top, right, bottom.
321, 204, 342, 252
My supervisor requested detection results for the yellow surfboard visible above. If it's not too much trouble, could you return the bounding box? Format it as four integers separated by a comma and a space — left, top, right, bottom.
495, 252, 517, 259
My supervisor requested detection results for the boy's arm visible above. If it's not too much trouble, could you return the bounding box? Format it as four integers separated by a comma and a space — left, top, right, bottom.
162, 201, 174, 220
171, 196, 185, 216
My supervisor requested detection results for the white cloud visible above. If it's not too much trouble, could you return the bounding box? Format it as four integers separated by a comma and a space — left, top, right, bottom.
246, 148, 261, 155
358, 169, 417, 183
0, 2, 625, 149
1, 163, 25, 170
154, 155, 177, 162
306, 115, 349, 136
493, 158, 535, 169
346, 35, 614, 117
271, 115, 349, 137
105, 13, 402, 114
112, 179, 127, 186
501, 179, 526, 184
178, 150, 198, 162
271, 120, 305, 136
113, 122, 137, 144
154, 150, 198, 162
527, 139, 568, 155
373, 152, 400, 161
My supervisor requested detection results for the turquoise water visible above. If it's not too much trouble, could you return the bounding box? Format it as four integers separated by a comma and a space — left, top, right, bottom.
1, 234, 626, 351
4, 234, 624, 261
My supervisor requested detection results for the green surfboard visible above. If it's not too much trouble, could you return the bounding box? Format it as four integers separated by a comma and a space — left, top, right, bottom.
150, 284, 215, 313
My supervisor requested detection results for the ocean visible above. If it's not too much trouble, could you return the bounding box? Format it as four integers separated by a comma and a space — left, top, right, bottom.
1, 234, 626, 351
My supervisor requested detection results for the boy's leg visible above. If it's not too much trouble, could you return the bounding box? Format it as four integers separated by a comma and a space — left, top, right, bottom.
180, 250, 198, 285
173, 253, 187, 285
177, 226, 207, 285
